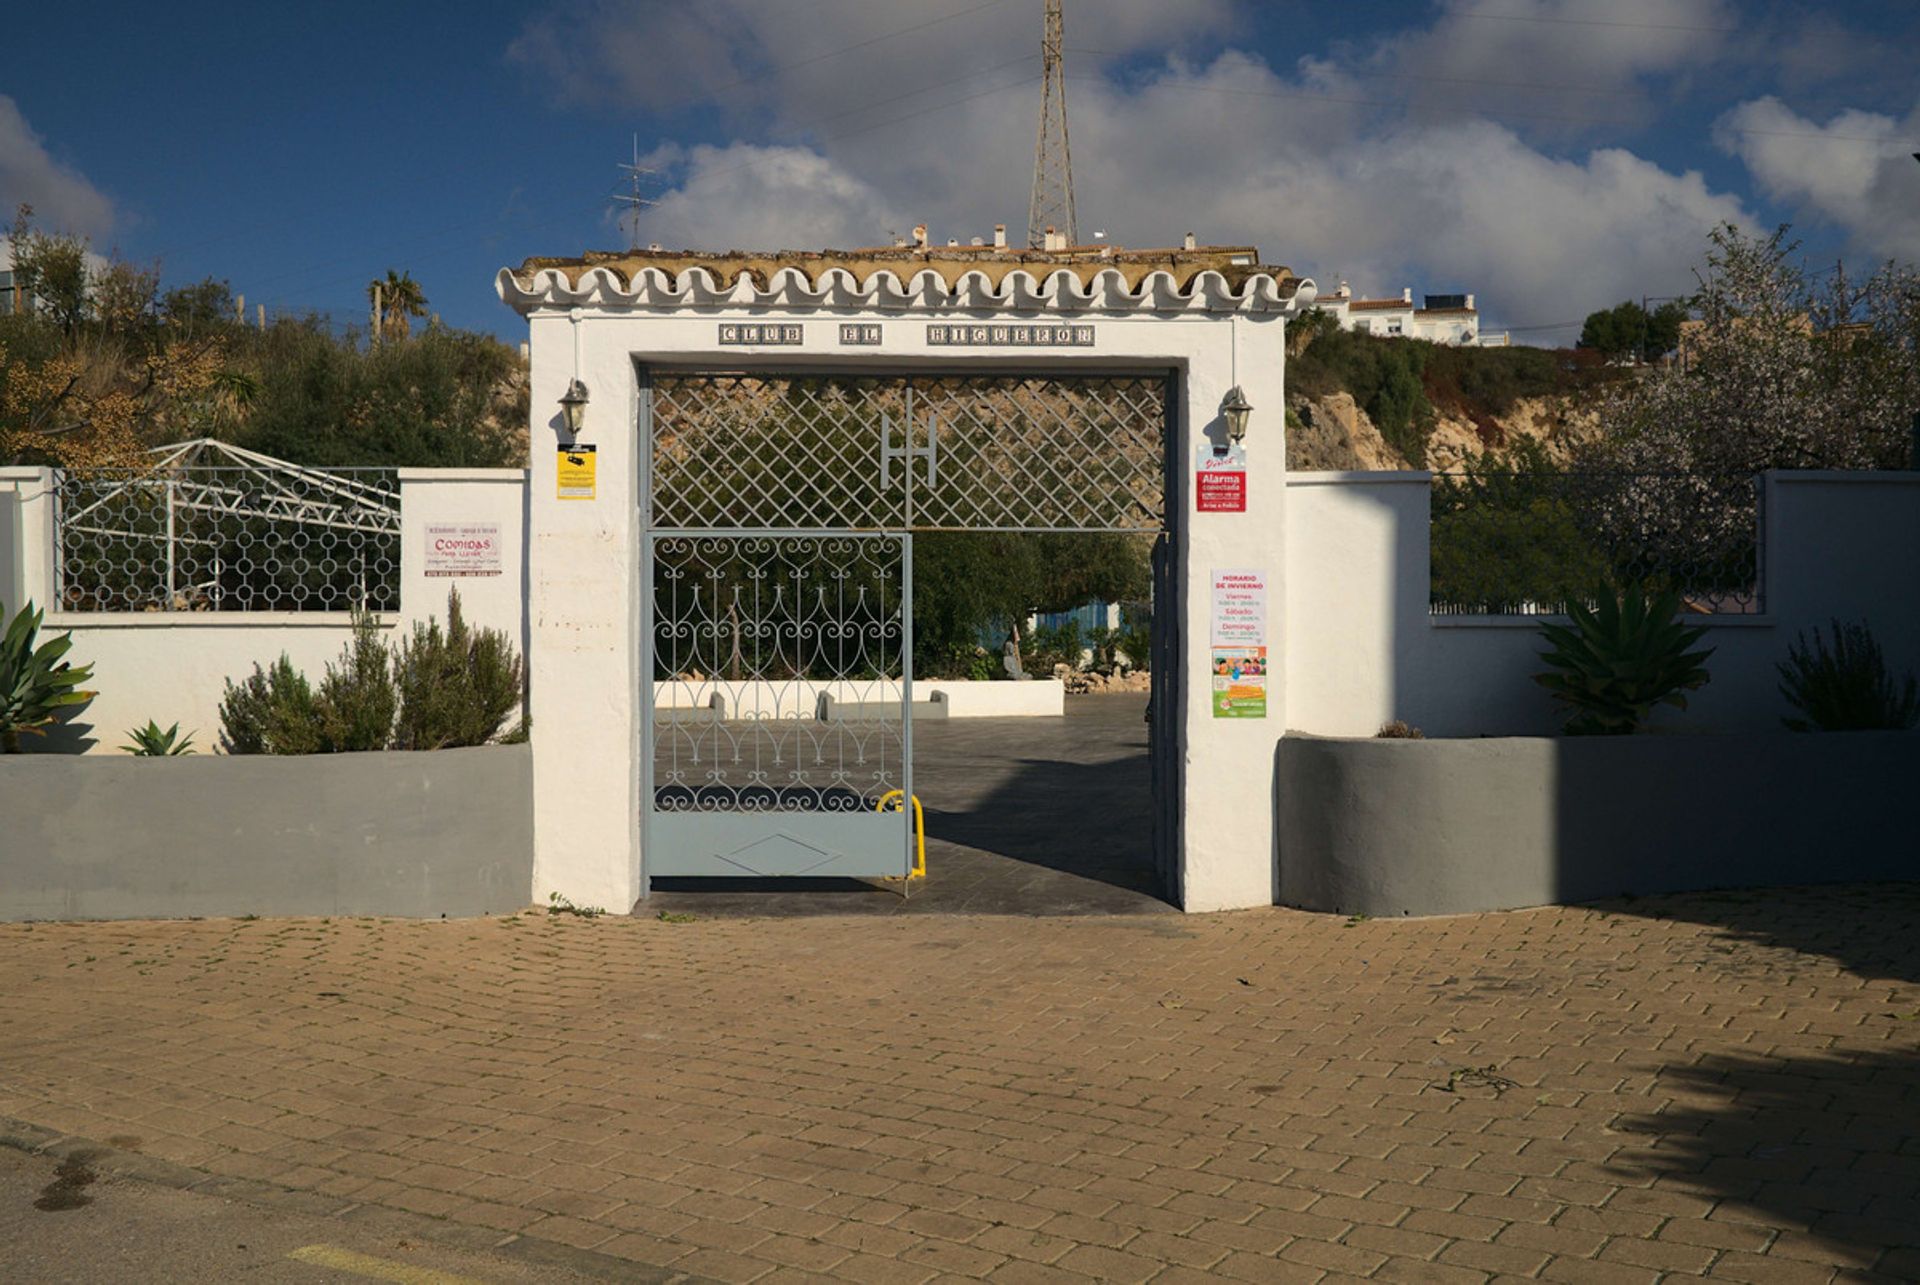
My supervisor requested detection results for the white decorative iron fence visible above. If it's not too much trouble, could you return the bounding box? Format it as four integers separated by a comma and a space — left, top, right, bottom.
54, 440, 401, 613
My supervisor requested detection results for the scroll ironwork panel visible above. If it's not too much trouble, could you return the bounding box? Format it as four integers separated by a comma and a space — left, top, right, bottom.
645, 533, 914, 880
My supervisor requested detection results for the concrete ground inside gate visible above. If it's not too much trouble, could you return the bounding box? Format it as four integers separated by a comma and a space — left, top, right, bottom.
647, 694, 1170, 916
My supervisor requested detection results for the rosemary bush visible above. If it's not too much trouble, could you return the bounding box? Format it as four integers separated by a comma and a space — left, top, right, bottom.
392, 588, 522, 750
1778, 619, 1919, 731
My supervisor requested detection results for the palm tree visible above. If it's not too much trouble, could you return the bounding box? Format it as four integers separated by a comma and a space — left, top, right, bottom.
366, 269, 428, 342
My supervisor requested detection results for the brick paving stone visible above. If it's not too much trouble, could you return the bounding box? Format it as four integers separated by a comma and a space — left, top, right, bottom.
0, 883, 1914, 1283
1371, 1255, 1498, 1284
1051, 1242, 1164, 1282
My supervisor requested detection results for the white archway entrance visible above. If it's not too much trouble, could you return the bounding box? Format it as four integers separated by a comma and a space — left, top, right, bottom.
498, 242, 1314, 912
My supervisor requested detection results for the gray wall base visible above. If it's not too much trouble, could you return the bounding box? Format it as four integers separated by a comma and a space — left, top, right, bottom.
2, 745, 533, 921
1277, 732, 1919, 917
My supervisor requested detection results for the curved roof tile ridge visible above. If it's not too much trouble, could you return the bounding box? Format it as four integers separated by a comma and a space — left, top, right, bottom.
497, 246, 1312, 316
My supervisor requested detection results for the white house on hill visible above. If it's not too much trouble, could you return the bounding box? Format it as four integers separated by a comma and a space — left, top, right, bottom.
1316, 283, 1507, 346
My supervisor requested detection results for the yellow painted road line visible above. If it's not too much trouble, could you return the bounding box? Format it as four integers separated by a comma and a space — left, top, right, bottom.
286, 1243, 492, 1285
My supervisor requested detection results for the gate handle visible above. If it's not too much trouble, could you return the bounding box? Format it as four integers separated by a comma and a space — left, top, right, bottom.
877, 790, 926, 880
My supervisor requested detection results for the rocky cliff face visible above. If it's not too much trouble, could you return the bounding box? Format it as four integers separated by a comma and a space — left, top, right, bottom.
1287, 391, 1600, 473
1286, 393, 1405, 471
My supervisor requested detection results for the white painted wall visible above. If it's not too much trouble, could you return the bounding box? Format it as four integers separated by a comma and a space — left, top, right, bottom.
2, 467, 528, 755
653, 678, 1063, 720
1285, 470, 1920, 739
524, 310, 642, 916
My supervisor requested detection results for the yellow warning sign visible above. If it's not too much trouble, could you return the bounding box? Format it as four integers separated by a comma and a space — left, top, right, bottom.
557, 444, 596, 500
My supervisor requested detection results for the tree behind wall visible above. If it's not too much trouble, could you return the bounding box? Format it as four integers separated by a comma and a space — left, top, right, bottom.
1592, 224, 1919, 477
1577, 299, 1689, 363
910, 532, 1150, 677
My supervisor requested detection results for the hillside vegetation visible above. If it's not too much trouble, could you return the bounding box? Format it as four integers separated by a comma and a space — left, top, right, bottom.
1285, 313, 1618, 471
1, 207, 527, 470
1287, 225, 1918, 476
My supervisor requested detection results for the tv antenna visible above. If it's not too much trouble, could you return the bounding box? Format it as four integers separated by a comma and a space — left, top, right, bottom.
1027, 0, 1078, 249
611, 134, 660, 251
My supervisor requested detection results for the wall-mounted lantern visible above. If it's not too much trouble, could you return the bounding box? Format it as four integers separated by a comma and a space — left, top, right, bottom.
558, 378, 590, 435
1221, 385, 1253, 447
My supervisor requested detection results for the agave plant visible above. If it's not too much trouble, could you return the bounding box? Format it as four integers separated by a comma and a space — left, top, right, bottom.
1777, 619, 1919, 732
1534, 586, 1714, 735
1, 600, 97, 752
122, 720, 197, 756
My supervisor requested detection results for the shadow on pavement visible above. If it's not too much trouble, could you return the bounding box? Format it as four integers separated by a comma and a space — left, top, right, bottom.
1606, 1043, 1920, 1274
1585, 883, 1920, 986
1589, 883, 1920, 1274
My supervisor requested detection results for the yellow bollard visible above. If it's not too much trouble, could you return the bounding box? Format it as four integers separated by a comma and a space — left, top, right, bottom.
877, 789, 926, 880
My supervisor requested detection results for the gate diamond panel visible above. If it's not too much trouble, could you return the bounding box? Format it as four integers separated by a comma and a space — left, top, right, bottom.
649, 373, 1167, 532
650, 376, 907, 531
908, 375, 1166, 530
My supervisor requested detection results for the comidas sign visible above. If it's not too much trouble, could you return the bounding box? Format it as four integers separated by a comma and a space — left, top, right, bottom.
424, 523, 503, 577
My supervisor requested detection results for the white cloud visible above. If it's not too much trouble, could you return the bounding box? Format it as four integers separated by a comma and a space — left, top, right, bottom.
510, 1, 1768, 335
508, 0, 1235, 123
0, 95, 114, 243
1715, 97, 1920, 261
1357, 0, 1734, 119
635, 143, 901, 250
1067, 54, 1754, 329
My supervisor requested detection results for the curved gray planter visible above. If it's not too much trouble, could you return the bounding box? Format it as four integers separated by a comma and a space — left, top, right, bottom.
1277, 731, 1918, 917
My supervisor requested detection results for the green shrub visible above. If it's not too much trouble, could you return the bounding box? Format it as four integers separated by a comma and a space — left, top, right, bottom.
1368, 355, 1433, 466
924, 642, 997, 681
122, 720, 196, 755
1, 600, 96, 752
1424, 343, 1572, 416
316, 612, 398, 751
1022, 620, 1084, 676
1086, 626, 1121, 673
219, 655, 323, 754
392, 587, 522, 749
219, 593, 520, 754
1534, 586, 1714, 735
1777, 619, 1919, 731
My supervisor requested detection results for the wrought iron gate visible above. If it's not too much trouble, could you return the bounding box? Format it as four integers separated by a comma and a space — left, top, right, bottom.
642, 371, 1173, 885
646, 533, 911, 877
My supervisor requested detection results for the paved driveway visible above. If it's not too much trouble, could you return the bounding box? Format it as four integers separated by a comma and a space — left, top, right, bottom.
2, 884, 1916, 1282
652, 695, 1167, 917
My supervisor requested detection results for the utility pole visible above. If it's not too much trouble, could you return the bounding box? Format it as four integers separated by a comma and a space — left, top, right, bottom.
1027, 0, 1078, 249
612, 134, 659, 252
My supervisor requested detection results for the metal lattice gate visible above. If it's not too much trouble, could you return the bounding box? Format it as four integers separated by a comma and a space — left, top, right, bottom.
642, 371, 1174, 886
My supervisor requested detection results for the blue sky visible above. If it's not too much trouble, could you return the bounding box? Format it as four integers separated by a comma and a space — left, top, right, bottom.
4, 1, 1917, 341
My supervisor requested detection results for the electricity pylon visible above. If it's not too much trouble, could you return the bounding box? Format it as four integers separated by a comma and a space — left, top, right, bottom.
1027, 0, 1078, 249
